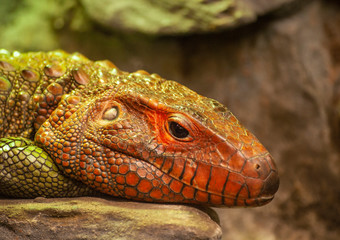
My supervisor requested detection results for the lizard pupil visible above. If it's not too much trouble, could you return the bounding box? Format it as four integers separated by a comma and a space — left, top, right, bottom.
169, 121, 189, 139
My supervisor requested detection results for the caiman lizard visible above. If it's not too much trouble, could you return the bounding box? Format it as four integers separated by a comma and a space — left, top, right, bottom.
0, 50, 279, 207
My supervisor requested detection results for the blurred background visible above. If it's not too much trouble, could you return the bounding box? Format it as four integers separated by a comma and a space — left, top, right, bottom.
1, 0, 339, 239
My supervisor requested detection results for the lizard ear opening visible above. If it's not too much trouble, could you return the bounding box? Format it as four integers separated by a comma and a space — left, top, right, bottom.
102, 106, 119, 121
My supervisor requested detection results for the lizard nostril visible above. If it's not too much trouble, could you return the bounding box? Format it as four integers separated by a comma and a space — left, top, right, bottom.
255, 163, 260, 170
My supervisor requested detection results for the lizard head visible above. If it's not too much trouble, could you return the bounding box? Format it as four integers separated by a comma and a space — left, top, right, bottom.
36, 67, 279, 207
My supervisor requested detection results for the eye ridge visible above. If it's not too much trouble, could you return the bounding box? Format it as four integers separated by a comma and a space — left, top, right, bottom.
169, 121, 189, 139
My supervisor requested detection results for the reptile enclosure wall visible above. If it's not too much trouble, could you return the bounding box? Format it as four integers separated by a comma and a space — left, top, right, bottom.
0, 0, 339, 239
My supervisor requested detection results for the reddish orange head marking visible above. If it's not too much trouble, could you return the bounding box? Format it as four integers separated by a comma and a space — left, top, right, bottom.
35, 65, 279, 207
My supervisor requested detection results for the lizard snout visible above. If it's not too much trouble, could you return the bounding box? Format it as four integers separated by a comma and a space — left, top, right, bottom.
243, 154, 279, 205
258, 155, 279, 198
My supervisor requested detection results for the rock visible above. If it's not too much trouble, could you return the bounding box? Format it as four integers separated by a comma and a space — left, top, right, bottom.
80, 0, 255, 35
0, 197, 222, 240
80, 0, 312, 35
243, 0, 305, 15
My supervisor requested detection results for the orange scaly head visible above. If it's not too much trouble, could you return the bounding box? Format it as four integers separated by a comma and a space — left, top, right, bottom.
36, 64, 279, 207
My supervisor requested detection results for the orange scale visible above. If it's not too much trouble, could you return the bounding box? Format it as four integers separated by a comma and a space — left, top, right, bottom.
87, 173, 95, 180
168, 158, 185, 177
146, 173, 154, 180
237, 184, 249, 198
161, 185, 170, 195
61, 158, 70, 166
162, 195, 172, 202
207, 166, 228, 194
195, 191, 209, 203
107, 158, 115, 165
118, 165, 129, 174
64, 169, 72, 174
95, 176, 103, 183
153, 157, 164, 168
152, 179, 160, 187
223, 180, 242, 197
239, 134, 252, 145
125, 187, 138, 197
245, 178, 262, 198
126, 172, 140, 186
223, 197, 235, 206
161, 159, 173, 173
63, 147, 71, 153
143, 197, 154, 202
103, 138, 110, 146
137, 193, 144, 199
55, 158, 62, 164
93, 168, 101, 176
141, 151, 149, 159
210, 194, 223, 205
168, 192, 175, 199
130, 164, 137, 171
100, 183, 108, 189
191, 162, 210, 189
241, 145, 256, 159
117, 185, 124, 190
169, 180, 183, 193
52, 115, 59, 123
70, 108, 77, 113
87, 165, 94, 173
56, 109, 64, 117
137, 179, 153, 193
137, 168, 147, 178
93, 181, 101, 187
116, 175, 125, 184
174, 194, 184, 201
150, 188, 163, 200
136, 162, 144, 168
182, 186, 195, 199
161, 175, 171, 185
65, 112, 72, 119
181, 163, 196, 184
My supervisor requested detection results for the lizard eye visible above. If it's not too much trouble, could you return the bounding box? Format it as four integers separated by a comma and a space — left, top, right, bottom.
103, 107, 119, 121
167, 115, 193, 141
169, 121, 189, 139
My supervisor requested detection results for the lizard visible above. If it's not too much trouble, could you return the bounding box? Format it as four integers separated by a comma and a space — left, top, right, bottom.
0, 49, 279, 207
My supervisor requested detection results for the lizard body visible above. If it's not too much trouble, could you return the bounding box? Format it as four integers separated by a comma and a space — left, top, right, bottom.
0, 49, 279, 207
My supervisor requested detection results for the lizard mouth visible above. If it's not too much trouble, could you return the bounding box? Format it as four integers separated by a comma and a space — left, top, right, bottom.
217, 194, 275, 208
254, 195, 275, 206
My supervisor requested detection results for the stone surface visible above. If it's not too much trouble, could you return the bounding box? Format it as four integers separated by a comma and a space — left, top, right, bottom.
0, 197, 221, 240
243, 0, 304, 15
80, 0, 255, 35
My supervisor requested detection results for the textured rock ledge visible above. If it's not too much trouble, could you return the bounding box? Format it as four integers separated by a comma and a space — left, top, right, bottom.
0, 197, 221, 240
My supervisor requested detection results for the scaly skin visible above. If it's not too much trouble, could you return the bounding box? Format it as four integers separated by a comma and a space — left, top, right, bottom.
0, 49, 279, 207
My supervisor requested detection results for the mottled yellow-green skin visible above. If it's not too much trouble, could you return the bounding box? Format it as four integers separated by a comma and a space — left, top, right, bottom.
0, 137, 95, 197
0, 49, 279, 206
